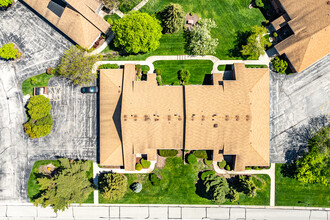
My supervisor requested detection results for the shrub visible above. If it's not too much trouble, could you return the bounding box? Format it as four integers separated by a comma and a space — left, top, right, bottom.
99, 64, 119, 69
226, 187, 239, 202
158, 149, 178, 157
149, 173, 161, 186
245, 167, 252, 170
225, 165, 231, 171
30, 78, 37, 85
271, 57, 288, 74
204, 159, 213, 166
0, 43, 19, 60
107, 18, 113, 25
177, 69, 190, 84
135, 163, 142, 171
273, 32, 278, 38
0, 0, 13, 7
218, 160, 226, 168
193, 150, 208, 159
255, 0, 264, 8
156, 76, 162, 85
141, 159, 151, 168
201, 170, 216, 181
155, 69, 162, 76
131, 182, 142, 193
187, 154, 197, 165
27, 95, 52, 120
99, 173, 127, 201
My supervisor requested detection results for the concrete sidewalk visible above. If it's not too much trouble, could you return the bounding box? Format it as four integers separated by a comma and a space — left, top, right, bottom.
0, 203, 328, 220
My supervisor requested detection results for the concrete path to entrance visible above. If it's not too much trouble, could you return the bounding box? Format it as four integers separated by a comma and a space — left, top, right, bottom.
0, 203, 328, 219
214, 163, 276, 207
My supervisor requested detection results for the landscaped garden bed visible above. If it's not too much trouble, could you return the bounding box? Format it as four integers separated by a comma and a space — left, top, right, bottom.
27, 159, 94, 206
99, 156, 270, 205
22, 73, 53, 96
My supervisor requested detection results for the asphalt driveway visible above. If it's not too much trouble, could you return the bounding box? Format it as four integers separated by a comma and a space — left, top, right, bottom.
270, 54, 330, 163
0, 2, 96, 202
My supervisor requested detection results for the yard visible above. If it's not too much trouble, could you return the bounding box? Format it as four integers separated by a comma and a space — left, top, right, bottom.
99, 156, 270, 205
104, 0, 264, 60
21, 73, 52, 96
27, 160, 94, 203
153, 60, 213, 85
275, 164, 330, 207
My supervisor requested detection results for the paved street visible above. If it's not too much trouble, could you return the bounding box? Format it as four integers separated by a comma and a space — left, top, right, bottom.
269, 54, 330, 162
0, 204, 328, 220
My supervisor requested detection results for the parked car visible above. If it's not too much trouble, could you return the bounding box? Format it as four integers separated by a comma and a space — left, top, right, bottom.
81, 86, 98, 93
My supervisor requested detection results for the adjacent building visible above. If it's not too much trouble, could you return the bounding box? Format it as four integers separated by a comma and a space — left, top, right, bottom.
100, 64, 270, 171
23, 0, 110, 49
270, 0, 330, 73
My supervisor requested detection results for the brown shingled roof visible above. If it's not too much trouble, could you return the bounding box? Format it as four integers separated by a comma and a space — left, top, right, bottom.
273, 0, 330, 72
23, 0, 110, 48
100, 64, 270, 171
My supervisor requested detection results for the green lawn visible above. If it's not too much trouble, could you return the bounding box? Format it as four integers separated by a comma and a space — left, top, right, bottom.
22, 73, 53, 96
27, 160, 94, 203
118, 0, 142, 13
140, 0, 265, 60
153, 60, 213, 85
275, 164, 330, 207
99, 157, 270, 205
103, 30, 186, 60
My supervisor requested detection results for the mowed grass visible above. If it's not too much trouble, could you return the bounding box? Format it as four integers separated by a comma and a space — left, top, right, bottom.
153, 60, 213, 85
139, 0, 265, 59
99, 157, 270, 205
22, 73, 53, 96
27, 160, 94, 203
103, 30, 186, 60
275, 164, 330, 207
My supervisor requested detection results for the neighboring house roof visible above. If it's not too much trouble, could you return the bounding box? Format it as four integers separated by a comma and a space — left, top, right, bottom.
23, 0, 110, 48
273, 0, 330, 72
100, 64, 270, 171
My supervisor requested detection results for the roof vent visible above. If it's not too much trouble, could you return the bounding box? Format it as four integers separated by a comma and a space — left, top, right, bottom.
214, 123, 218, 128
144, 115, 150, 121
246, 115, 250, 121
123, 115, 127, 121
168, 115, 171, 121
235, 115, 239, 121
327, 1, 330, 5
202, 115, 205, 121
225, 115, 229, 121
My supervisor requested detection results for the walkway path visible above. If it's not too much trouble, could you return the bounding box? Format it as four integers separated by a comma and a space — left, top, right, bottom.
94, 54, 270, 74
132, 0, 149, 11
214, 163, 276, 207
0, 203, 328, 219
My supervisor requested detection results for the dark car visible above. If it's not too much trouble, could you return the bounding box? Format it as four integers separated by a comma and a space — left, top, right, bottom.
81, 86, 98, 93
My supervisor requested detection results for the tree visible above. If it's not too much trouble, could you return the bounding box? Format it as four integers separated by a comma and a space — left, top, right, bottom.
238, 175, 257, 197
0, 43, 19, 60
271, 57, 288, 74
241, 25, 271, 59
160, 4, 185, 33
112, 12, 162, 54
255, 0, 264, 8
189, 18, 218, 55
177, 69, 190, 84
99, 173, 127, 200
187, 154, 197, 165
0, 0, 12, 7
57, 46, 100, 86
33, 159, 93, 213
103, 0, 118, 10
218, 160, 226, 168
203, 174, 229, 203
24, 95, 53, 139
295, 126, 330, 186
226, 187, 239, 202
27, 95, 51, 120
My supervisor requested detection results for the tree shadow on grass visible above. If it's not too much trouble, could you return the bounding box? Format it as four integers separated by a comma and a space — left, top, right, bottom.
227, 30, 252, 59
183, 30, 192, 55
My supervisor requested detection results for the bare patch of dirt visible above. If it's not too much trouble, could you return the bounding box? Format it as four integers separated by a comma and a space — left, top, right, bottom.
38, 163, 55, 175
